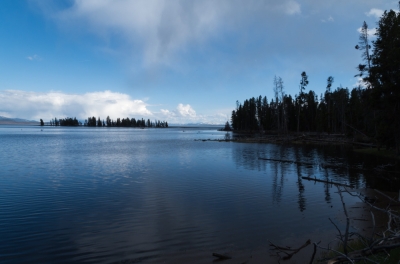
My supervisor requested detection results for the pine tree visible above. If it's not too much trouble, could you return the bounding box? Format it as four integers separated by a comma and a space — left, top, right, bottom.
355, 21, 372, 79
297, 72, 308, 133
368, 7, 400, 153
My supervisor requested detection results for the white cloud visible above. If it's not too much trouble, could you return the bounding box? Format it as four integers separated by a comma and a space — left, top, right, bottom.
158, 104, 227, 124
0, 90, 151, 121
177, 103, 196, 117
283, 0, 301, 15
26, 54, 41, 61
160, 109, 174, 115
159, 108, 177, 120
366, 8, 384, 18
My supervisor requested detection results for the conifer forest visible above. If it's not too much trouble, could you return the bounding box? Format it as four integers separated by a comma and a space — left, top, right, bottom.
231, 7, 400, 154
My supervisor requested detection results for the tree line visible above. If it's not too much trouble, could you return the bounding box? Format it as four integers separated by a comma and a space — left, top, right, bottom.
231, 3, 400, 154
44, 116, 168, 128
48, 117, 81, 126
231, 78, 358, 135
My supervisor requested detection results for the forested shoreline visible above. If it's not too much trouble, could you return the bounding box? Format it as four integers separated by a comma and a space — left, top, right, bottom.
230, 77, 367, 136
41, 116, 168, 128
231, 5, 400, 154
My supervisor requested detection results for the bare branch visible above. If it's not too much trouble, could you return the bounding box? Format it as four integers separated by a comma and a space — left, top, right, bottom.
329, 218, 343, 240
272, 187, 400, 263
269, 239, 311, 261
316, 244, 355, 264
374, 189, 400, 204
337, 186, 350, 255
370, 210, 376, 244
309, 241, 320, 264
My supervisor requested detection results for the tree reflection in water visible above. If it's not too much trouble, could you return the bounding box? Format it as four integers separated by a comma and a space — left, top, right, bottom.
323, 168, 332, 203
294, 147, 306, 212
232, 142, 400, 215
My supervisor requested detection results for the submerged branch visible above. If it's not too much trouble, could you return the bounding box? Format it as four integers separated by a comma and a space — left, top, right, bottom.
270, 187, 400, 263
258, 157, 314, 166
301, 176, 353, 188
337, 186, 350, 255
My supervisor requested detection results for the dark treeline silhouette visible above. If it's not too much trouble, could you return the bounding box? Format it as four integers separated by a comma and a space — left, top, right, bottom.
49, 117, 81, 126
231, 81, 358, 136
61, 117, 80, 126
48, 116, 168, 128
231, 3, 400, 154
219, 121, 232, 131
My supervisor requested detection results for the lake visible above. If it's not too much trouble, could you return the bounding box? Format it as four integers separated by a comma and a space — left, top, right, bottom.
0, 126, 398, 263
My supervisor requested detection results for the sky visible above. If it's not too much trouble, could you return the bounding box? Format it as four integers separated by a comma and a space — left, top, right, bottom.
0, 0, 398, 124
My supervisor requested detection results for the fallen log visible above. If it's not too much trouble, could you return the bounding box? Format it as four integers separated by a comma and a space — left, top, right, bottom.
298, 138, 348, 144
259, 158, 356, 170
212, 253, 232, 260
292, 134, 307, 141
351, 141, 377, 147
258, 158, 314, 166
301, 176, 353, 188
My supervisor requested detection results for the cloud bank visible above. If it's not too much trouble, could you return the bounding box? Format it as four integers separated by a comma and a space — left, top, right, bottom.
44, 0, 302, 66
0, 90, 228, 124
0, 90, 150, 121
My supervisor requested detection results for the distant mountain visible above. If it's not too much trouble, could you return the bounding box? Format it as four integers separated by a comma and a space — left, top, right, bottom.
0, 116, 39, 125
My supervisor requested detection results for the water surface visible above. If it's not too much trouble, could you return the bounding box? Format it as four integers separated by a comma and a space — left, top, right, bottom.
0, 126, 397, 263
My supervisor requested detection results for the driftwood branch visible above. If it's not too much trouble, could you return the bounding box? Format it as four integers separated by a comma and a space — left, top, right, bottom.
354, 191, 400, 222
269, 239, 311, 260
373, 189, 400, 204
270, 187, 400, 263
327, 188, 400, 263
327, 241, 400, 263
309, 241, 320, 264
267, 176, 400, 264
316, 244, 355, 264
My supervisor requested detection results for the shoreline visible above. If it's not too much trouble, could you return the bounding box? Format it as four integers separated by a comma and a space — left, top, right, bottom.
210, 131, 400, 160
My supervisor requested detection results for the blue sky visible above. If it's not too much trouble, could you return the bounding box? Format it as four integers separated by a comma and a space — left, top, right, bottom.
0, 0, 397, 124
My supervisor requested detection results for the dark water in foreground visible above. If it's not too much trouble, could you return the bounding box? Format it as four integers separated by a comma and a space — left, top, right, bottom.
0, 126, 398, 263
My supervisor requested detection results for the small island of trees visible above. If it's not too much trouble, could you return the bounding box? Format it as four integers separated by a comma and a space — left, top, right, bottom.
44, 116, 168, 128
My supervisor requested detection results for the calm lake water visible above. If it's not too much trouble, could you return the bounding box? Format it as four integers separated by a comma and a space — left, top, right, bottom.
0, 126, 398, 263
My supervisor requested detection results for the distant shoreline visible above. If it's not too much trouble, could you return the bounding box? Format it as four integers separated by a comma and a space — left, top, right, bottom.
0, 123, 225, 129
0, 121, 39, 125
